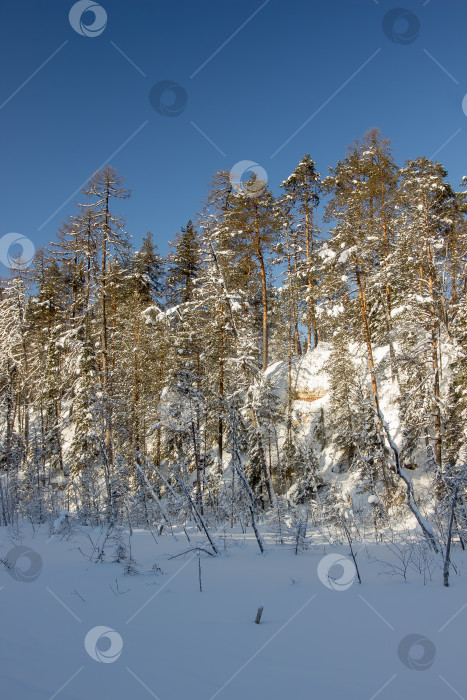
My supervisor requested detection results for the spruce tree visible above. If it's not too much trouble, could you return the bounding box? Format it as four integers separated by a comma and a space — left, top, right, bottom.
166, 220, 201, 306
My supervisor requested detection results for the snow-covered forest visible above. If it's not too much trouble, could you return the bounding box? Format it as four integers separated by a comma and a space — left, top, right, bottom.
2, 126, 467, 699
1, 128, 467, 571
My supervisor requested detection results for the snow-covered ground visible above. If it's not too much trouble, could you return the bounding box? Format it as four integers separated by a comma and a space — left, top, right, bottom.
1, 522, 466, 700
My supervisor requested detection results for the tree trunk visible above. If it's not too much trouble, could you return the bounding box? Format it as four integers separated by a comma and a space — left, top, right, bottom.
304, 173, 318, 349
218, 303, 225, 461
101, 188, 113, 473
443, 485, 458, 587
427, 241, 442, 467
354, 259, 378, 407
257, 247, 269, 372
380, 189, 397, 382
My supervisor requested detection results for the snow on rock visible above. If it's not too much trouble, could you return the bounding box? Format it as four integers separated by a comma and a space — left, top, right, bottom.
264, 341, 408, 511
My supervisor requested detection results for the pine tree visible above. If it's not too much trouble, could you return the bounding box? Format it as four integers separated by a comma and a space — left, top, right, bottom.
281, 154, 321, 348
224, 178, 279, 371
445, 292, 467, 464
395, 157, 456, 466
322, 138, 381, 408
322, 130, 398, 403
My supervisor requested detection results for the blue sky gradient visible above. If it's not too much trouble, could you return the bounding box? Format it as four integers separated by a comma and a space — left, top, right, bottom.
1, 0, 466, 265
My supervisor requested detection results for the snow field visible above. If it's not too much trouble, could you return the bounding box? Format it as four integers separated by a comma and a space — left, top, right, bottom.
1, 523, 466, 700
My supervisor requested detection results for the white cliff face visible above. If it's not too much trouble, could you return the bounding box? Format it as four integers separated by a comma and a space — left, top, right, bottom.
267, 340, 402, 444
264, 340, 439, 521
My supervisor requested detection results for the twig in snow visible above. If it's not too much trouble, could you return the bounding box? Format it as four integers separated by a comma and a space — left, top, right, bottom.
168, 547, 215, 559
255, 606, 264, 624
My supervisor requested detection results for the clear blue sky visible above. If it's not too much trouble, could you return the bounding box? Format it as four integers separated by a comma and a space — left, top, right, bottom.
1, 0, 466, 265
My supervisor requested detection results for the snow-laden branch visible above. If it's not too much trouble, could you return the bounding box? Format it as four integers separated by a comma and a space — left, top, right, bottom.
374, 393, 440, 554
